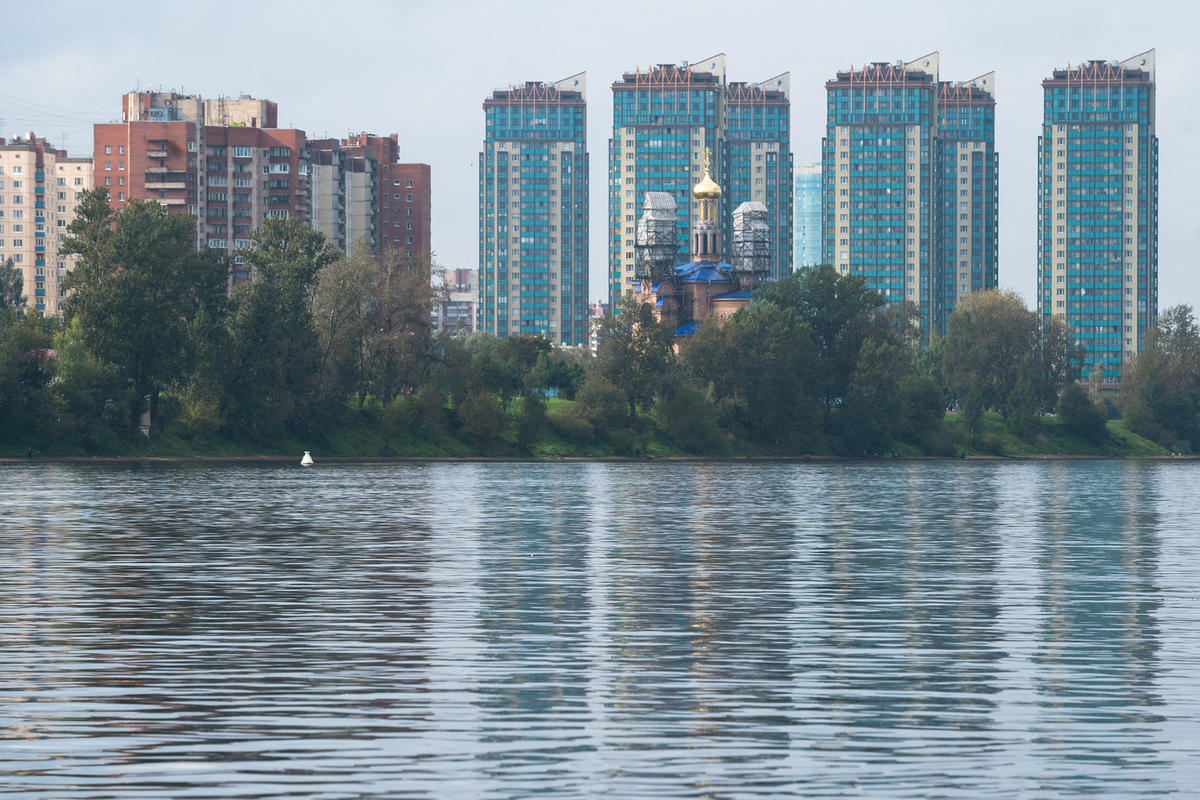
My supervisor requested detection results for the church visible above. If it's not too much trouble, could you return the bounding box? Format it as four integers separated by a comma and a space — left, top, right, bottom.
633, 151, 770, 338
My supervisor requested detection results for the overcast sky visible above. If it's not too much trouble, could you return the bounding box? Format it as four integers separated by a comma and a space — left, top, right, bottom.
4, 0, 1196, 307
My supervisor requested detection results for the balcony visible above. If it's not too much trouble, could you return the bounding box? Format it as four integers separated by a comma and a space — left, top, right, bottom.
146, 140, 170, 158
145, 171, 188, 189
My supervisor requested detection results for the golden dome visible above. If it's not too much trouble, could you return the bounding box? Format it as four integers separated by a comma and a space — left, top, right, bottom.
693, 168, 721, 199
692, 147, 721, 199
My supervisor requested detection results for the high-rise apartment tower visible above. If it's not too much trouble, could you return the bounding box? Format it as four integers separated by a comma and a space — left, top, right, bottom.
0, 134, 92, 317
479, 74, 588, 345
1037, 50, 1157, 384
823, 53, 997, 343
609, 55, 793, 307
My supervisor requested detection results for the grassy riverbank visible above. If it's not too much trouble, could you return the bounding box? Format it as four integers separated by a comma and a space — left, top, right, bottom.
1, 398, 1171, 461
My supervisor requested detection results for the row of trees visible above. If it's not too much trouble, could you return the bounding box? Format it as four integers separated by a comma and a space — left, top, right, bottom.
1, 188, 1198, 455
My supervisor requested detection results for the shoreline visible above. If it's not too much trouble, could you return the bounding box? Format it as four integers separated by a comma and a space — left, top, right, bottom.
2, 453, 1196, 465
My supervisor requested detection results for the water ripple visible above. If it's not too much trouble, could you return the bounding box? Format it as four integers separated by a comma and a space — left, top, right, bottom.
0, 460, 1198, 797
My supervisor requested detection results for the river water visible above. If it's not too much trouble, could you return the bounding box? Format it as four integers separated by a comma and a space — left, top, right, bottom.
1, 459, 1197, 798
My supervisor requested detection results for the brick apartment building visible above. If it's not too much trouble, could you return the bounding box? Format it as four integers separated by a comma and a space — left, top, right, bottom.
309, 133, 430, 258
93, 91, 309, 284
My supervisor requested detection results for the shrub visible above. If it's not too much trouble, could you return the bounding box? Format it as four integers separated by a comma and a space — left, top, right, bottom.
457, 391, 502, 448
1058, 384, 1108, 441
548, 402, 594, 444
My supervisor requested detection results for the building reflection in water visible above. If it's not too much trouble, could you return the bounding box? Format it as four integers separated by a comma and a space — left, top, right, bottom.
1032, 461, 1166, 787
795, 462, 1004, 785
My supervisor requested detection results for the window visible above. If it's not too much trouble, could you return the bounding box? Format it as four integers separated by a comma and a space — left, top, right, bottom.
104, 145, 112, 154
406, 179, 413, 188
405, 193, 413, 202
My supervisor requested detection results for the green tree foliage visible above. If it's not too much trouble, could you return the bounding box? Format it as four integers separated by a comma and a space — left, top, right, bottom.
682, 302, 819, 449
457, 391, 502, 449
594, 297, 676, 424
1057, 384, 1108, 441
311, 247, 438, 407
517, 391, 547, 453
62, 191, 228, 421
0, 316, 56, 443
944, 290, 1080, 422
1123, 305, 1200, 451
50, 318, 127, 446
0, 257, 24, 318
839, 338, 906, 455
755, 265, 907, 418
220, 218, 338, 438
897, 374, 945, 445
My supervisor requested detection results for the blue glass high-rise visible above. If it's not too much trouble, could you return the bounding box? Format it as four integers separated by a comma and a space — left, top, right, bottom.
1037, 51, 1157, 384
480, 75, 588, 344
822, 53, 998, 344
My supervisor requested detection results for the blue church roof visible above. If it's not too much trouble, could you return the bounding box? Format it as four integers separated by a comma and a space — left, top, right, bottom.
675, 260, 733, 283
674, 322, 699, 336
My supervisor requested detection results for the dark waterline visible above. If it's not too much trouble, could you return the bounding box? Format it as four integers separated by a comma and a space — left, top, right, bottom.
1, 460, 1197, 798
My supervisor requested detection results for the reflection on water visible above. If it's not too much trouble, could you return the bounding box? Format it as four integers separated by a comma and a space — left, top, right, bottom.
1, 460, 1198, 797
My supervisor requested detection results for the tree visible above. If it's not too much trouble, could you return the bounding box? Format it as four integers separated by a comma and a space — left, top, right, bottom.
681, 301, 819, 450
0, 257, 23, 318
755, 265, 913, 419
839, 338, 905, 455
943, 291, 1032, 416
62, 193, 228, 425
1057, 384, 1108, 441
220, 219, 338, 437
516, 391, 547, 453
594, 296, 676, 424
457, 391, 502, 449
0, 315, 56, 444
897, 373, 945, 444
1123, 305, 1200, 451
943, 290, 1078, 422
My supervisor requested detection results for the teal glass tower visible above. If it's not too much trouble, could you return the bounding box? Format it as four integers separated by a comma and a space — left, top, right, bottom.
608, 55, 792, 307
822, 53, 998, 344
725, 75, 792, 278
1037, 51, 1157, 384
479, 75, 588, 344
793, 163, 822, 268
609, 56, 725, 307
935, 74, 998, 329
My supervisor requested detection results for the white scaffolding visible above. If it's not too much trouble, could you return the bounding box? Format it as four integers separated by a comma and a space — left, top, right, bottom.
635, 191, 679, 281
731, 201, 770, 278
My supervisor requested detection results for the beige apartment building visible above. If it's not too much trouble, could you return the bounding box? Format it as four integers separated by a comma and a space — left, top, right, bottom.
0, 134, 93, 317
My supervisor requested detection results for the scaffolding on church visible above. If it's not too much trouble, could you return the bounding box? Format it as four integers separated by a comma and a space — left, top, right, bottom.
730, 201, 770, 280
635, 192, 679, 281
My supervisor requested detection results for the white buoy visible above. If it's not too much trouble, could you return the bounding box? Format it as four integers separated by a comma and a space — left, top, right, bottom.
301, 451, 313, 466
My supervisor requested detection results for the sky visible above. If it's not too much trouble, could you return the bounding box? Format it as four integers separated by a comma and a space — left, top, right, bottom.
3, 0, 1197, 307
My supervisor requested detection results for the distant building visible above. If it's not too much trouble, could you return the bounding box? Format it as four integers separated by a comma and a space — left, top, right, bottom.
479, 74, 588, 345
793, 163, 821, 269
823, 53, 998, 344
309, 134, 430, 257
725, 74, 793, 279
1037, 51, 1157, 385
93, 91, 310, 284
0, 133, 92, 317
609, 55, 793, 307
433, 267, 477, 335
588, 301, 609, 351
